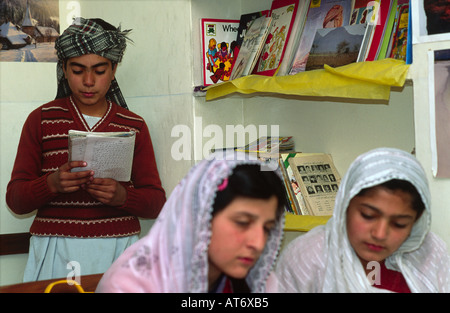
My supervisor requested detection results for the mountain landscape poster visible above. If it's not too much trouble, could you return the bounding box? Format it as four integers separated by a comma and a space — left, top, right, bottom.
305, 23, 367, 71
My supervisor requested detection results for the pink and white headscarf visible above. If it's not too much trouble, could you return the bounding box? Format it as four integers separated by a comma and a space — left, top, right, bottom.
96, 151, 285, 292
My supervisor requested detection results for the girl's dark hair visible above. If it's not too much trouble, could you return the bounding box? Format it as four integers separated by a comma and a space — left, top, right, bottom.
212, 164, 286, 220
356, 179, 425, 220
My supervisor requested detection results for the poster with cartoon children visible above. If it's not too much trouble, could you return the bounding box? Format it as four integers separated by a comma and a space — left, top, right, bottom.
201, 18, 239, 85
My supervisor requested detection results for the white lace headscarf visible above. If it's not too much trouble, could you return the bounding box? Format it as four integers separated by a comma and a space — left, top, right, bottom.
96, 151, 285, 292
323, 147, 449, 292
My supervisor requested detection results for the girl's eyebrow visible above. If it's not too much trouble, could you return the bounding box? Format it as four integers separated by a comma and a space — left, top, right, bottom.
360, 204, 415, 220
233, 211, 258, 219
233, 211, 276, 224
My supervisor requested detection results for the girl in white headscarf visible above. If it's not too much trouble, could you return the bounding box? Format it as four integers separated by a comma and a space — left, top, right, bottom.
96, 151, 286, 292
276, 147, 450, 292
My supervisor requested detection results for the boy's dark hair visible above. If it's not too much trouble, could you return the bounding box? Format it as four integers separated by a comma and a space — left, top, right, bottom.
356, 179, 426, 220
212, 164, 286, 220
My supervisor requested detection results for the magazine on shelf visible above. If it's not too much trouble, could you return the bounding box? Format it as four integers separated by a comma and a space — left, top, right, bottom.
68, 130, 136, 182
288, 0, 353, 75
201, 18, 239, 86
252, 0, 300, 77
277, 156, 300, 215
234, 10, 270, 58
364, 0, 394, 61
288, 153, 341, 216
349, 0, 379, 61
305, 23, 370, 71
276, 0, 311, 76
388, 0, 409, 61
230, 15, 272, 80
376, 0, 398, 60
350, 0, 378, 25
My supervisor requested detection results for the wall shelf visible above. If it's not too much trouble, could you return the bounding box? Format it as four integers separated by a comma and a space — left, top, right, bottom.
204, 59, 410, 102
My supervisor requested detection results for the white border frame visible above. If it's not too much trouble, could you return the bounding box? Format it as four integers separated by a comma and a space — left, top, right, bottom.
428, 49, 437, 176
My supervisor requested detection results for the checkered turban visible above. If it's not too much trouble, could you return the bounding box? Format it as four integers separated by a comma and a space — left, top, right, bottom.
54, 17, 132, 109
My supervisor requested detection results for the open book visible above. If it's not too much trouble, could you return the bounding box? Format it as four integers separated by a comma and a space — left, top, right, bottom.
68, 130, 136, 182
288, 153, 341, 216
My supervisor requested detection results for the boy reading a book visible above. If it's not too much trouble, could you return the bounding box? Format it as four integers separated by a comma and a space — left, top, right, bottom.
6, 17, 166, 282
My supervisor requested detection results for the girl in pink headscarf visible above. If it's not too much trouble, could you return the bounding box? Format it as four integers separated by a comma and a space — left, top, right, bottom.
96, 151, 286, 292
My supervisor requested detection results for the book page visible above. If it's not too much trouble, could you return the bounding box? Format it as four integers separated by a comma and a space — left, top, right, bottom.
68, 130, 135, 181
289, 153, 341, 216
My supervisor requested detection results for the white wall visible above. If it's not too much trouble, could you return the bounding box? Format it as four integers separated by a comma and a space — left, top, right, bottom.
242, 86, 415, 175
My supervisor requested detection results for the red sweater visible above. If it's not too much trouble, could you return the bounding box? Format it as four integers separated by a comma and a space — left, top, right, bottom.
6, 97, 166, 238
374, 260, 411, 293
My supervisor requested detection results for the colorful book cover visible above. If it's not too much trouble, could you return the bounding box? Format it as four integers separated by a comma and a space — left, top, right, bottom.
253, 0, 299, 77
230, 16, 272, 80
201, 18, 239, 86
350, 0, 377, 25
305, 23, 368, 71
276, 0, 312, 76
365, 0, 394, 61
289, 0, 353, 75
389, 2, 409, 61
376, 0, 398, 60
235, 10, 270, 53
232, 10, 270, 74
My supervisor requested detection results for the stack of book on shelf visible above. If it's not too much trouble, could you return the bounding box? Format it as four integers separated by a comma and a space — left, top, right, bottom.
235, 136, 294, 154
199, 0, 411, 88
232, 136, 340, 217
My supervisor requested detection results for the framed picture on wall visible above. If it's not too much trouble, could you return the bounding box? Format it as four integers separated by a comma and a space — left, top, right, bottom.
411, 0, 450, 44
0, 0, 60, 63
429, 48, 450, 177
